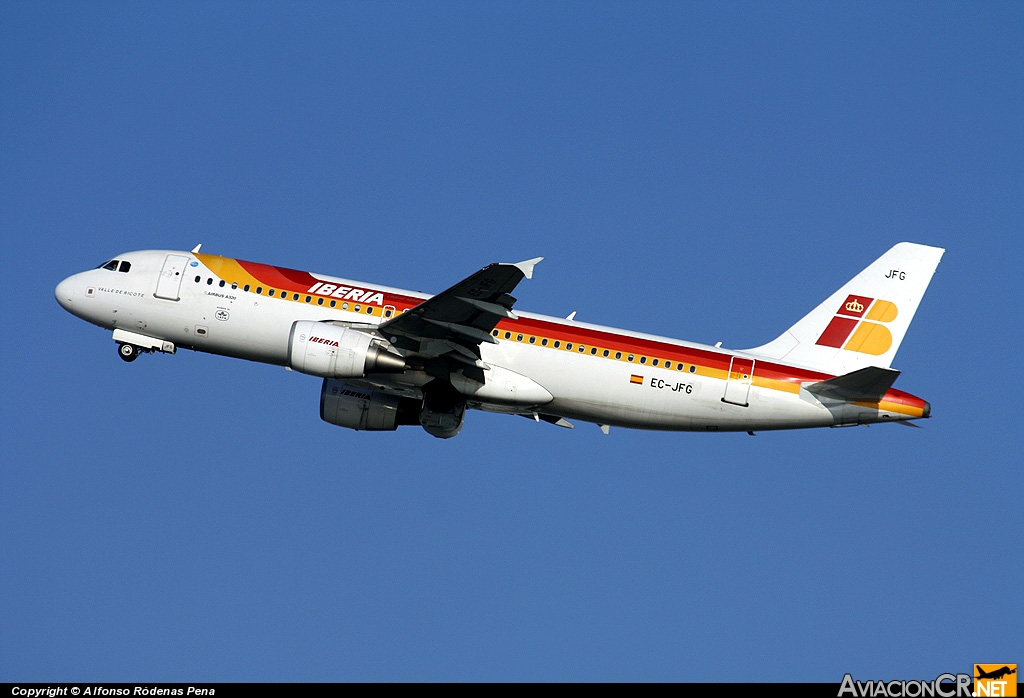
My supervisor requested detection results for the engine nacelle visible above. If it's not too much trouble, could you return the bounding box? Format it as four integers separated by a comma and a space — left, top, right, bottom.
320, 379, 419, 431
289, 321, 405, 378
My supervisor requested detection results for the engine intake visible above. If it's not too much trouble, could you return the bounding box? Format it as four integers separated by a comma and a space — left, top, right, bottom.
289, 321, 405, 378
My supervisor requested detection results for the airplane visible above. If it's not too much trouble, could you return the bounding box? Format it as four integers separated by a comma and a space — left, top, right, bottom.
55, 242, 944, 438
976, 666, 1017, 681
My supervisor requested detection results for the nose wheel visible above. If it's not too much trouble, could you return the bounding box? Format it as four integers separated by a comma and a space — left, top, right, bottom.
118, 343, 139, 362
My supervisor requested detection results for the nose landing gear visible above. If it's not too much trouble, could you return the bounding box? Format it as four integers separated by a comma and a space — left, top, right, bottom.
117, 343, 139, 362
111, 330, 176, 362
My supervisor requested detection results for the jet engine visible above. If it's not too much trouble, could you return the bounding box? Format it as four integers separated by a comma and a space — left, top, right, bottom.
320, 379, 420, 431
289, 321, 405, 379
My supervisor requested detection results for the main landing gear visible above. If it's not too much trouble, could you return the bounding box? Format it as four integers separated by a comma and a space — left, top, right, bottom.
117, 343, 139, 362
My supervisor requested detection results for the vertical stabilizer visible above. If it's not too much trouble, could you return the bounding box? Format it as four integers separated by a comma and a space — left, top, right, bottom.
746, 242, 944, 375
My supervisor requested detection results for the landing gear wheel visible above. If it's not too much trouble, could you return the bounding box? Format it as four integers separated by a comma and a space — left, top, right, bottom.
118, 343, 139, 362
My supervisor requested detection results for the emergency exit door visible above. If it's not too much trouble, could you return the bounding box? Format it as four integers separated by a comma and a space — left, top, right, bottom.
722, 356, 755, 407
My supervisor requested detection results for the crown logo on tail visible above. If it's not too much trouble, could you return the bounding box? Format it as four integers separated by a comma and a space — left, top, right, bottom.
845, 299, 864, 314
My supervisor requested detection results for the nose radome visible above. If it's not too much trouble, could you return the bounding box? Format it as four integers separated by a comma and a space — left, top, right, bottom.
55, 276, 75, 311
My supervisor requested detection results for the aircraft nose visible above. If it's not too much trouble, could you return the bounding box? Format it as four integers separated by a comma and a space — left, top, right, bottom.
55, 276, 76, 311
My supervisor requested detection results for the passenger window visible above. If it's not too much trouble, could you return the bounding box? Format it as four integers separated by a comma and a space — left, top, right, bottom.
615, 352, 622, 359
207, 278, 213, 285
640, 357, 647, 364
256, 287, 263, 294
195, 275, 201, 283
354, 305, 361, 312
492, 330, 499, 337
366, 306, 373, 314
219, 280, 225, 287
305, 295, 311, 303
231, 282, 238, 289
268, 289, 275, 296
601, 349, 607, 356
627, 354, 634, 362
504, 331, 511, 339
118, 261, 131, 273
384, 309, 393, 318
579, 345, 585, 352
102, 260, 119, 271
317, 297, 324, 305
343, 303, 349, 310
689, 365, 696, 373
541, 338, 548, 346
330, 300, 336, 307
293, 293, 299, 300
244, 284, 250, 292
566, 343, 573, 350
529, 336, 536, 344
517, 334, 523, 341
553, 341, 560, 348
652, 359, 659, 367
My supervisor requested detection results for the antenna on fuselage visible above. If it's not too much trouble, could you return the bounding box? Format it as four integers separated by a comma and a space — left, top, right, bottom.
191, 244, 202, 253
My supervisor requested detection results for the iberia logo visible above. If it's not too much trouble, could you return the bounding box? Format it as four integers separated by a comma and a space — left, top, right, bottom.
975, 665, 1017, 697
816, 294, 899, 355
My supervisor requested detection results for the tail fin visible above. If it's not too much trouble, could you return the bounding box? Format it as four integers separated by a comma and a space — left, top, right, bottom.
746, 242, 944, 375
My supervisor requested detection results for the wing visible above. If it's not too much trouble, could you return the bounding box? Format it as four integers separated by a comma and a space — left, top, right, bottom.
377, 257, 542, 371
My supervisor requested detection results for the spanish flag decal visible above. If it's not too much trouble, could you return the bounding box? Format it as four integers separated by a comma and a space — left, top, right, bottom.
630, 374, 643, 384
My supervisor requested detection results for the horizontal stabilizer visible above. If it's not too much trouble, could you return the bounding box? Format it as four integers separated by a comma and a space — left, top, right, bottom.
806, 366, 900, 402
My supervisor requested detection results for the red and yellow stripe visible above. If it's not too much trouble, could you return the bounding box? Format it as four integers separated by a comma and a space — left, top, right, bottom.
192, 253, 929, 419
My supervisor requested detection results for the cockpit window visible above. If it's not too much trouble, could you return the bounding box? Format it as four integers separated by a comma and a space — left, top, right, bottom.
118, 261, 131, 273
99, 260, 119, 271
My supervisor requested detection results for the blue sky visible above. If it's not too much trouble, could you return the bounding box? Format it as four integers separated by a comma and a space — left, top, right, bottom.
2, 1, 1020, 681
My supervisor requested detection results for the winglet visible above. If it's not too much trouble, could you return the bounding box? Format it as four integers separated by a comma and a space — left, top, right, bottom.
512, 257, 543, 280
191, 244, 202, 253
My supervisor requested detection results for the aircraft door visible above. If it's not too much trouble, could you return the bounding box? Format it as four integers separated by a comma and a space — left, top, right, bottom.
722, 356, 755, 407
154, 254, 190, 301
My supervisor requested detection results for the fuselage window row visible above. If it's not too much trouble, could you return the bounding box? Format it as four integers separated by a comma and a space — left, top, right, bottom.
488, 327, 693, 371
190, 276, 374, 314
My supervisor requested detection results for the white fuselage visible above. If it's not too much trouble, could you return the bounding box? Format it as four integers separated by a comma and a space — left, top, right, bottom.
56, 249, 930, 434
